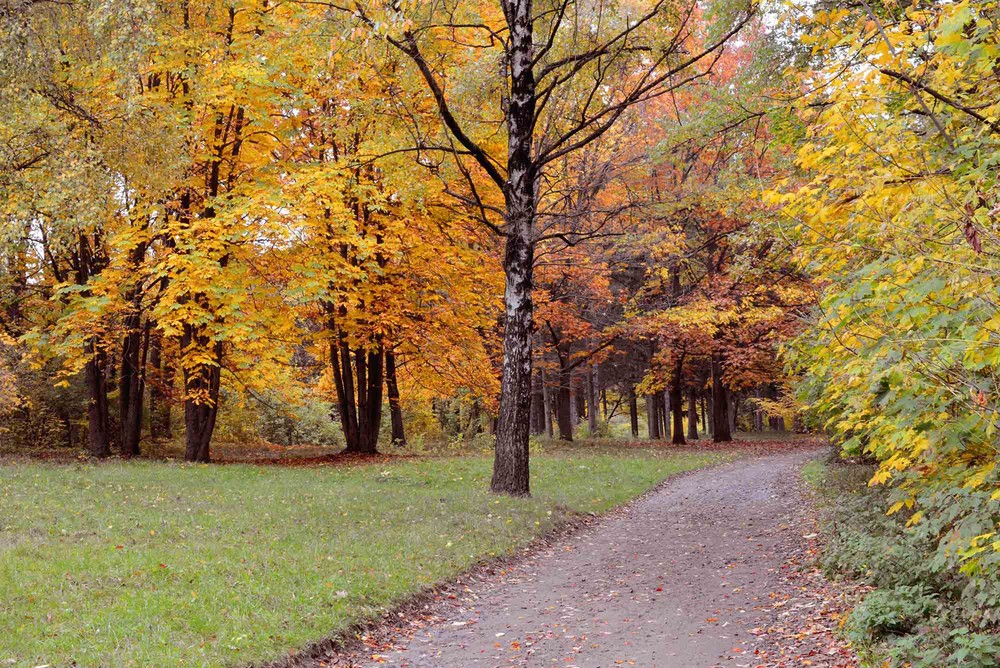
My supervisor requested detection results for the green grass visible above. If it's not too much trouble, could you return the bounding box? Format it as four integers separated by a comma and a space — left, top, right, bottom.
0, 446, 722, 667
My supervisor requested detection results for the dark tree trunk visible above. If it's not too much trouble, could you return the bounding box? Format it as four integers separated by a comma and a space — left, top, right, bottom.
687, 388, 699, 441
118, 242, 148, 457
464, 398, 483, 439
541, 368, 554, 439
711, 352, 732, 442
182, 327, 221, 463
628, 386, 639, 438
670, 355, 685, 445
73, 233, 110, 457
85, 340, 110, 458
385, 351, 406, 446
586, 365, 598, 435
646, 395, 660, 440
660, 390, 669, 440
330, 330, 384, 454
118, 317, 146, 457
707, 394, 714, 436
530, 368, 545, 435
555, 365, 573, 441
767, 384, 785, 431
573, 375, 586, 426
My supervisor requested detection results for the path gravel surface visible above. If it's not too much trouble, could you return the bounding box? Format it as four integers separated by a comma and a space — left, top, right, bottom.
327, 447, 853, 668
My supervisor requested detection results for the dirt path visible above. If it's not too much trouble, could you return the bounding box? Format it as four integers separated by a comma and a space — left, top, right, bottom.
335, 448, 854, 668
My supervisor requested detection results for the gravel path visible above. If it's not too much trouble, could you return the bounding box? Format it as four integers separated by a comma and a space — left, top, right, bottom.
344, 448, 834, 668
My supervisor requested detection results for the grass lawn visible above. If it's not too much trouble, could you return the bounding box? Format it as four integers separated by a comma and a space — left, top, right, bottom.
0, 446, 723, 667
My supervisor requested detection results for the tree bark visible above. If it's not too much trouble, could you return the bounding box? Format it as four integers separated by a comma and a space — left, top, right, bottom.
182, 329, 221, 463
541, 367, 554, 439
85, 340, 110, 458
530, 368, 545, 435
711, 352, 732, 442
464, 398, 483, 439
646, 394, 660, 440
687, 387, 699, 441
385, 350, 406, 446
573, 375, 586, 426
330, 332, 384, 454
670, 355, 685, 445
118, 242, 148, 457
118, 317, 146, 457
628, 386, 639, 438
555, 365, 573, 441
586, 364, 598, 435
660, 390, 669, 441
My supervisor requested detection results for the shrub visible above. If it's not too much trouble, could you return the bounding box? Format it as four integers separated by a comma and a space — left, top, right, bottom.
808, 457, 1000, 667
844, 585, 936, 644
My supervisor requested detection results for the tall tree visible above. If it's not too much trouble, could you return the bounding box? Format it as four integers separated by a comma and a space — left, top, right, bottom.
340, 0, 753, 494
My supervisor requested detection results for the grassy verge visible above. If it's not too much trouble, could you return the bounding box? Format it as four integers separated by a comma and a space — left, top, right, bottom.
1, 446, 723, 667
803, 456, 1000, 668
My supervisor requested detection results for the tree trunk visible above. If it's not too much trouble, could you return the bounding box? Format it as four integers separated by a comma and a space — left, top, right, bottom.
541, 368, 554, 439
530, 368, 545, 435
767, 384, 785, 431
182, 327, 221, 463
491, 220, 533, 493
85, 340, 110, 458
586, 364, 598, 435
628, 386, 639, 438
670, 355, 685, 445
646, 395, 660, 440
118, 242, 148, 457
711, 352, 732, 442
464, 398, 483, 439
687, 387, 699, 441
385, 350, 406, 446
555, 364, 573, 440
118, 317, 147, 457
573, 375, 586, 426
488, 0, 538, 497
660, 390, 669, 440
331, 333, 384, 454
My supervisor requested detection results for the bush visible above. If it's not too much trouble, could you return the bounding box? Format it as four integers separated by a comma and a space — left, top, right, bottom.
844, 585, 936, 644
809, 457, 1000, 667
577, 420, 612, 440
0, 338, 83, 453
254, 395, 343, 447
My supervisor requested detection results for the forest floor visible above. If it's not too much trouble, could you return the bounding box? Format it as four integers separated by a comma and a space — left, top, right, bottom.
309, 445, 861, 668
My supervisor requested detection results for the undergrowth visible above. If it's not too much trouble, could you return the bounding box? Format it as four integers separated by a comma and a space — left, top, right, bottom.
804, 456, 1000, 667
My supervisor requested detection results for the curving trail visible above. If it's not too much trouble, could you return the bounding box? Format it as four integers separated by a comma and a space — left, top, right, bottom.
338, 448, 854, 668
